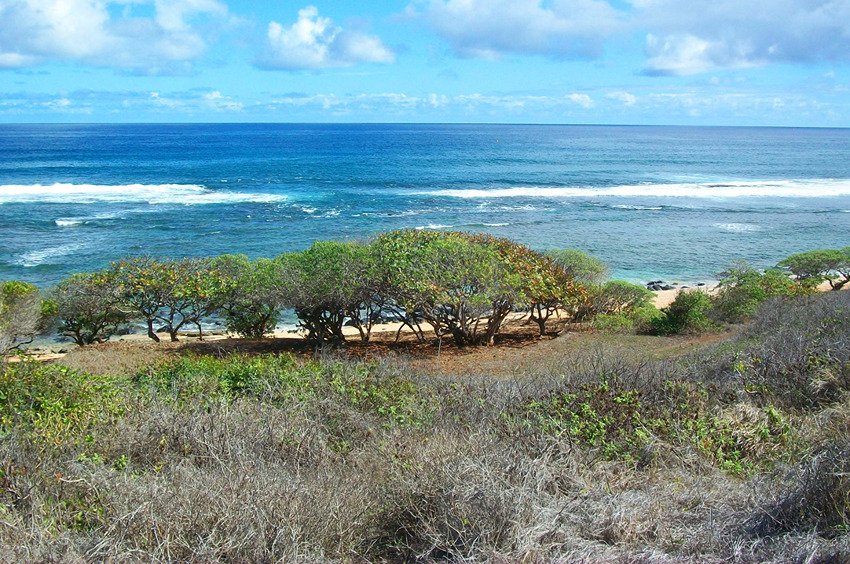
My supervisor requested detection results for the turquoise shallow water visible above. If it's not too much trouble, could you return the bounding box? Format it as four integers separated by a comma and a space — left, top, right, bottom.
1, 123, 849, 287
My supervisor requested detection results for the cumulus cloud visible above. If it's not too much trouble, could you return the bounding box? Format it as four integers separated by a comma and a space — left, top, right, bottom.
410, 0, 850, 74
0, 0, 229, 72
258, 6, 395, 70
639, 0, 850, 75
411, 0, 625, 59
568, 93, 594, 108
606, 90, 637, 106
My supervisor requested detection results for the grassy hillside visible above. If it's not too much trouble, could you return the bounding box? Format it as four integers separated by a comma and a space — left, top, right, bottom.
1, 290, 849, 562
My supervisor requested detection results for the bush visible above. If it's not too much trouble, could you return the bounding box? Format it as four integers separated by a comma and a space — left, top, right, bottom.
51, 271, 128, 346
0, 361, 126, 446
0, 280, 43, 354
212, 255, 290, 339
578, 280, 654, 321
652, 290, 717, 335
713, 263, 806, 323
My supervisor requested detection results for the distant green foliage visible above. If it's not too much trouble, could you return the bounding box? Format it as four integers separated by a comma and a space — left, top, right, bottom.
373, 230, 523, 346
546, 248, 609, 284
778, 248, 850, 290
111, 257, 221, 342
713, 262, 807, 323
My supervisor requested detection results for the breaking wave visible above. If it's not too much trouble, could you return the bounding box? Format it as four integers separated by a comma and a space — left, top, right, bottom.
420, 179, 850, 199
0, 183, 287, 205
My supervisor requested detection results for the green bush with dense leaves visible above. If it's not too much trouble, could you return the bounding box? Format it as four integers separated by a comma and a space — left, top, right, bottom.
712, 262, 807, 323
651, 290, 718, 335
211, 254, 290, 338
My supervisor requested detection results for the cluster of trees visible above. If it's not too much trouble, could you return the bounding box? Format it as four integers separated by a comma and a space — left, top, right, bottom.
586, 246, 850, 336
0, 231, 585, 351
2, 238, 848, 353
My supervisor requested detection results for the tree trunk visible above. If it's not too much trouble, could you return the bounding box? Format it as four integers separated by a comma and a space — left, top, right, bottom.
146, 319, 160, 343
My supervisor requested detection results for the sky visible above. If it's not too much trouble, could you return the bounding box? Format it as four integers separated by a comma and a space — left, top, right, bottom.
0, 0, 848, 125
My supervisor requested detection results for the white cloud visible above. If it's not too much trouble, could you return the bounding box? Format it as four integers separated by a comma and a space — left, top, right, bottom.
259, 6, 395, 70
606, 90, 637, 106
412, 0, 624, 59
0, 0, 229, 72
204, 90, 243, 112
568, 93, 594, 108
638, 0, 850, 75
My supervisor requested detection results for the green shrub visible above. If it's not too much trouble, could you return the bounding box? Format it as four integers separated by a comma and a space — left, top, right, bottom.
713, 263, 806, 323
282, 241, 382, 343
373, 230, 525, 346
0, 362, 126, 446
652, 290, 718, 335
546, 248, 609, 284
778, 248, 850, 290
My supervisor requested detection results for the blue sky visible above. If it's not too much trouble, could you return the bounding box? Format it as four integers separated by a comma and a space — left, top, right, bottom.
1, 0, 848, 125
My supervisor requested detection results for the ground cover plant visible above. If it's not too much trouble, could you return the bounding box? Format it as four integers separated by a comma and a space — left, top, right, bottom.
1, 287, 849, 561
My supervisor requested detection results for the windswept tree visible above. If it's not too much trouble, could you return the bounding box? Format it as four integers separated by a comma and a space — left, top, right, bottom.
373, 230, 525, 346
212, 255, 290, 339
112, 257, 220, 342
778, 248, 850, 290
282, 241, 382, 344
51, 271, 128, 346
478, 235, 585, 336
0, 280, 43, 354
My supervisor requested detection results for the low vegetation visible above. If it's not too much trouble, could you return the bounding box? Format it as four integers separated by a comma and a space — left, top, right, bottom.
0, 287, 848, 561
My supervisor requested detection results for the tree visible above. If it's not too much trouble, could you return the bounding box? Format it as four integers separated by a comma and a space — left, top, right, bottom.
373, 230, 525, 346
778, 249, 850, 291
652, 290, 717, 335
546, 248, 609, 284
0, 280, 43, 354
483, 236, 584, 336
211, 255, 290, 339
112, 257, 219, 342
51, 271, 128, 346
283, 241, 381, 343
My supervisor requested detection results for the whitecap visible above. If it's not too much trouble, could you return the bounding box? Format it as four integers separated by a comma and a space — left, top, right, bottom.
55, 219, 83, 227
419, 179, 850, 199
713, 223, 762, 233
611, 204, 664, 210
415, 224, 453, 230
0, 183, 287, 205
16, 243, 87, 267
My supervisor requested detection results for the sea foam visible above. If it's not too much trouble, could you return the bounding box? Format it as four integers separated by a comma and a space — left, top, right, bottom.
0, 183, 287, 205
420, 179, 850, 199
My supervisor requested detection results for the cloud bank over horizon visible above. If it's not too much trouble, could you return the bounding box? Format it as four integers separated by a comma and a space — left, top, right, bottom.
0, 0, 849, 125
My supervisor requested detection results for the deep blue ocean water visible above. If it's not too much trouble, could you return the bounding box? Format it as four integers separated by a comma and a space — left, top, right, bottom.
2, 123, 849, 288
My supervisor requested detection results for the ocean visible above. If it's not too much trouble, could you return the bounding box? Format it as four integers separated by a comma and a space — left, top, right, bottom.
2, 123, 849, 288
